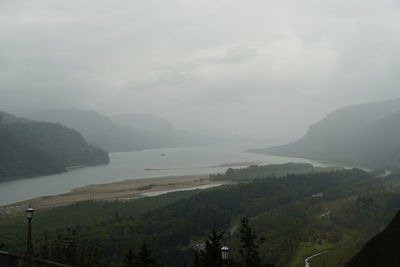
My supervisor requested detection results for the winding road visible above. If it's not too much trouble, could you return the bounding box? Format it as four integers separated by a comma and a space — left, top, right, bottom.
304, 208, 331, 266
305, 250, 328, 267
320, 209, 330, 218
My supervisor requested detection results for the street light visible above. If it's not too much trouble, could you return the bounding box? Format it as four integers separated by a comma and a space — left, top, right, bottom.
221, 246, 229, 266
25, 204, 34, 257
26, 206, 34, 219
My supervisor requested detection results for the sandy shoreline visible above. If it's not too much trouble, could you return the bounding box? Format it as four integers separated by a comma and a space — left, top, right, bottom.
0, 174, 221, 217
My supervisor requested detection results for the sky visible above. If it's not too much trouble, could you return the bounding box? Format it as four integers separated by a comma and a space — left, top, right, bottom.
1, 0, 400, 143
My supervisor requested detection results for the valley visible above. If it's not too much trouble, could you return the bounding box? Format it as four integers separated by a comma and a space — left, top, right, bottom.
3, 100, 400, 266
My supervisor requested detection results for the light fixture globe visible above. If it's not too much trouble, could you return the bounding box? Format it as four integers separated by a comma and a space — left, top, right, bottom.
221, 246, 229, 260
26, 205, 34, 220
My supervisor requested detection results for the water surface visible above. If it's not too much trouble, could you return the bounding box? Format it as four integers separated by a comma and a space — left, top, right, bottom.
0, 145, 317, 206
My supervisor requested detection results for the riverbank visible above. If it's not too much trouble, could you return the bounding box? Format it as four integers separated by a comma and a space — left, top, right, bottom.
0, 145, 316, 206
0, 174, 222, 217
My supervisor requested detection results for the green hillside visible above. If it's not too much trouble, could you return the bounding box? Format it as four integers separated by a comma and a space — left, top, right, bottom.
2, 165, 399, 266
0, 126, 63, 179
0, 111, 109, 180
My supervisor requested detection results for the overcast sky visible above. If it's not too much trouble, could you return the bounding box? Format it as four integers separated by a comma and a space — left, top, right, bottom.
1, 0, 400, 142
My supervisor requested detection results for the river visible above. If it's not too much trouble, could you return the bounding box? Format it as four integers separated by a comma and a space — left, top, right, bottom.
0, 144, 318, 206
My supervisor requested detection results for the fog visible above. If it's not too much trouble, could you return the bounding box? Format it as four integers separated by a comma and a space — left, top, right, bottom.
1, 0, 400, 143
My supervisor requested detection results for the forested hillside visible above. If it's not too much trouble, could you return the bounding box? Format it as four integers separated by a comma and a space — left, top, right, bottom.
0, 126, 63, 178
2, 166, 400, 266
0, 111, 109, 180
256, 99, 400, 168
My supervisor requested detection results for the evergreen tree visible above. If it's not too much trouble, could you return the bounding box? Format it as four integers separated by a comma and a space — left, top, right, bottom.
137, 241, 157, 267
122, 248, 137, 267
38, 228, 107, 267
239, 217, 265, 267
199, 230, 225, 267
193, 251, 201, 267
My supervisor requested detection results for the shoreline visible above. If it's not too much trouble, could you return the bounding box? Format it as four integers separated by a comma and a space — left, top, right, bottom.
248, 150, 370, 171
0, 174, 222, 217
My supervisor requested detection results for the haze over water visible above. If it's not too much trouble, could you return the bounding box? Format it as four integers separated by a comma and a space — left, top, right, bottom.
0, 145, 317, 206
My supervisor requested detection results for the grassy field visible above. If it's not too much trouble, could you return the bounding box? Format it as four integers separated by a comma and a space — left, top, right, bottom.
288, 240, 336, 267
287, 207, 364, 267
309, 228, 361, 267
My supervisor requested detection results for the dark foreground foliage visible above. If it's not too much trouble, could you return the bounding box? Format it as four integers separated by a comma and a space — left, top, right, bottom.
346, 209, 400, 267
4, 166, 400, 266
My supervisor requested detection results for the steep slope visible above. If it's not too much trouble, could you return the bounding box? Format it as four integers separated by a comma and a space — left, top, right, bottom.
0, 112, 109, 179
0, 126, 63, 179
346, 209, 400, 267
260, 99, 400, 168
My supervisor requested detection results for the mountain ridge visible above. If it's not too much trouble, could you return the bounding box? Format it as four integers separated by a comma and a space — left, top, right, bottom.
26, 109, 225, 152
254, 99, 400, 168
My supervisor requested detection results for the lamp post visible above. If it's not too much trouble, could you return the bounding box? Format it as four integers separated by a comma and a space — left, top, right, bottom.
221, 246, 229, 267
25, 204, 34, 257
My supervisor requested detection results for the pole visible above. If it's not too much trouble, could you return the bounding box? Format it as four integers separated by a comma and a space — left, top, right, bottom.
26, 217, 33, 256
222, 258, 227, 267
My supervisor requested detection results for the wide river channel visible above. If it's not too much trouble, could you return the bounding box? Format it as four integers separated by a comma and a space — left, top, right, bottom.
0, 144, 318, 206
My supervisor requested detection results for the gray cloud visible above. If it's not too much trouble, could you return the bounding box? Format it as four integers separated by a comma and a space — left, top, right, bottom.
1, 0, 400, 142
202, 47, 258, 64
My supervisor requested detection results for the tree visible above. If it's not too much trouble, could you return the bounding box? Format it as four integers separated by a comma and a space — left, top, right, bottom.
122, 248, 137, 267
239, 217, 265, 267
198, 230, 225, 267
37, 228, 106, 267
137, 241, 157, 267
193, 251, 201, 267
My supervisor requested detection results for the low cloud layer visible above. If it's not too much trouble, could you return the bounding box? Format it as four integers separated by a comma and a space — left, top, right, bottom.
1, 0, 400, 142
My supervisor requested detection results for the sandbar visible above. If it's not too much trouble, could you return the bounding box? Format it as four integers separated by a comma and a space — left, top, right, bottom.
0, 174, 221, 217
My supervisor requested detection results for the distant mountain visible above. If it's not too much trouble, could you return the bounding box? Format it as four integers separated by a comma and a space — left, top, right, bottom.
112, 113, 225, 148
346, 209, 400, 266
112, 113, 174, 132
0, 112, 109, 180
27, 109, 137, 152
255, 99, 400, 168
27, 109, 222, 152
